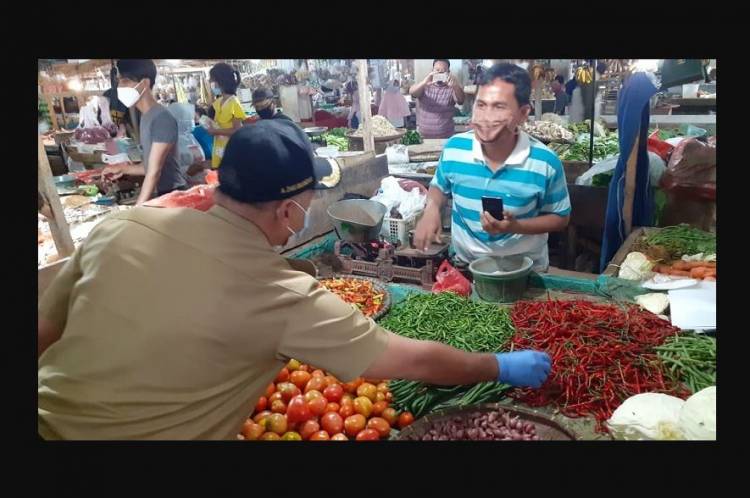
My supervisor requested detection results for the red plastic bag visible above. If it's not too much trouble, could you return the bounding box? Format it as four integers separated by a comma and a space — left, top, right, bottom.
647, 131, 674, 162
659, 138, 716, 201
432, 260, 472, 297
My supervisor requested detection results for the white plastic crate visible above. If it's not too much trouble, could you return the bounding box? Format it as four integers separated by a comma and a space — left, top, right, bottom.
381, 211, 423, 247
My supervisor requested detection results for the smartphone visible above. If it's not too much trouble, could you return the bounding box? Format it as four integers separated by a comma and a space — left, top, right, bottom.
433, 72, 448, 84
481, 196, 504, 221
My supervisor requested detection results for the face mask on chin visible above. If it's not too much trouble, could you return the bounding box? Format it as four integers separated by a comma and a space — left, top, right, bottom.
286, 199, 311, 247
257, 107, 275, 119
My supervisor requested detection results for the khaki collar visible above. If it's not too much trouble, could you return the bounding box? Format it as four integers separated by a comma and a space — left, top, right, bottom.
471, 130, 531, 168
207, 205, 272, 248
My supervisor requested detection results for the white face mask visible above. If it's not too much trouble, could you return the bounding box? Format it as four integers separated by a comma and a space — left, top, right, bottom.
286, 199, 311, 246
117, 80, 145, 108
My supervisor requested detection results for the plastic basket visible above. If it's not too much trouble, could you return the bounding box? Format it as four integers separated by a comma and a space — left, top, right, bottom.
381, 211, 422, 247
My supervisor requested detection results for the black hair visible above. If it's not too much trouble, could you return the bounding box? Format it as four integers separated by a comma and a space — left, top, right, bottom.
195, 106, 208, 117
596, 62, 607, 75
554, 75, 565, 85
209, 62, 241, 95
477, 63, 531, 107
433, 59, 450, 68
116, 59, 157, 88
252, 88, 274, 103
207, 106, 216, 120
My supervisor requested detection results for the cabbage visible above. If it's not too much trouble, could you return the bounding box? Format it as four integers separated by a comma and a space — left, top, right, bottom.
634, 293, 670, 315
607, 393, 685, 440
618, 252, 655, 281
679, 386, 716, 440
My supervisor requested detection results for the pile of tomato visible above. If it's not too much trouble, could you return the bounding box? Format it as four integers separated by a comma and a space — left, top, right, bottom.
239, 359, 414, 441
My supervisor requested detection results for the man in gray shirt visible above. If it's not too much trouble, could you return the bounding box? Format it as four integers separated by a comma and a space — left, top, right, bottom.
102, 60, 187, 204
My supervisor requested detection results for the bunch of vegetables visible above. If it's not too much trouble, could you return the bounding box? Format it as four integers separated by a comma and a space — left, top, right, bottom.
652, 260, 716, 281
401, 406, 543, 441
351, 115, 398, 137
642, 224, 716, 260
380, 293, 515, 418
655, 333, 716, 394
322, 127, 350, 151
508, 299, 690, 432
318, 278, 385, 317
241, 359, 414, 441
551, 134, 620, 162
401, 130, 422, 145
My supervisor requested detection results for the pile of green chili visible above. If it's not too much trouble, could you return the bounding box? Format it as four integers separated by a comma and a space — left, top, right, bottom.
643, 224, 716, 259
655, 333, 716, 393
379, 292, 515, 418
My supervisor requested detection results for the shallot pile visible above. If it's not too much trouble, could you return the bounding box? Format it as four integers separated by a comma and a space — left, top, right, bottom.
403, 407, 542, 441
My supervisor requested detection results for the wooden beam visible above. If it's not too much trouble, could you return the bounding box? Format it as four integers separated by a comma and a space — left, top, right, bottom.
622, 134, 640, 236
44, 94, 59, 132
38, 135, 75, 258
356, 59, 374, 152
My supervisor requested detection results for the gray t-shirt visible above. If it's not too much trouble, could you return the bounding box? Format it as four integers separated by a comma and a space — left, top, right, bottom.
140, 105, 187, 195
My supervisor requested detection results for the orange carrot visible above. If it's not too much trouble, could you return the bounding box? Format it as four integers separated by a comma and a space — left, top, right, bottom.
690, 267, 708, 279
672, 261, 691, 271
684, 261, 716, 269
669, 269, 691, 277
704, 276, 716, 281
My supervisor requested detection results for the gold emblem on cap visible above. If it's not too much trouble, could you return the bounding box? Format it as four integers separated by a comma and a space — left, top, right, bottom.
318, 159, 341, 188
280, 176, 313, 194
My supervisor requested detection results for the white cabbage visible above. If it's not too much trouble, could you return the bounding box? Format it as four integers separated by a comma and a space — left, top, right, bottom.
679, 386, 716, 440
607, 393, 685, 440
618, 252, 655, 281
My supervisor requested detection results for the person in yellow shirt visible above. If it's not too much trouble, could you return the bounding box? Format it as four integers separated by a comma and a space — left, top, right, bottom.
207, 62, 246, 169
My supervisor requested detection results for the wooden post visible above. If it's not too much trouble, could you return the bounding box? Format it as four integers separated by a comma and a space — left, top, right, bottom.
622, 133, 640, 236
38, 134, 75, 258
357, 59, 374, 152
44, 94, 59, 131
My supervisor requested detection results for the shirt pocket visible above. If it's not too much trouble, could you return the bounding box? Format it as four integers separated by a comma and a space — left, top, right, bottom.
496, 186, 543, 218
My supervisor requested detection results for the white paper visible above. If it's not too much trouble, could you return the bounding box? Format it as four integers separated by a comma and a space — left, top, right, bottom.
642, 274, 699, 291
668, 281, 716, 331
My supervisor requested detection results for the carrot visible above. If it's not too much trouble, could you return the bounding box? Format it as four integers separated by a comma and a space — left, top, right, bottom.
683, 261, 716, 269
671, 261, 691, 271
704, 276, 716, 281
690, 267, 708, 279
704, 269, 717, 278
669, 269, 691, 277
653, 264, 670, 274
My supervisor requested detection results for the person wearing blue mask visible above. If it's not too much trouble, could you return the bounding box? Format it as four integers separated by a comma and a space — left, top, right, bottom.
37, 118, 551, 440
207, 62, 247, 169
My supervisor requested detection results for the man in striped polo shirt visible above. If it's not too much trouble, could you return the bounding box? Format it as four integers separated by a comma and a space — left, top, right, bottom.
414, 63, 571, 272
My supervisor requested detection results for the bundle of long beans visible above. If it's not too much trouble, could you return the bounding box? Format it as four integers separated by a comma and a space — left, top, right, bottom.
380, 293, 515, 418
655, 333, 716, 393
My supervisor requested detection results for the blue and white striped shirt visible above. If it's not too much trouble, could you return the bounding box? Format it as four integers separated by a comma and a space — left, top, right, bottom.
430, 130, 571, 270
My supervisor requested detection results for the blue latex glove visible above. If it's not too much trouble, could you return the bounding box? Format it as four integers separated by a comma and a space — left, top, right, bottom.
494, 351, 551, 388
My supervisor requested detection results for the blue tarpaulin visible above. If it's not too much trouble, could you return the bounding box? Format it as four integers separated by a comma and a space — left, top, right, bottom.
599, 73, 659, 272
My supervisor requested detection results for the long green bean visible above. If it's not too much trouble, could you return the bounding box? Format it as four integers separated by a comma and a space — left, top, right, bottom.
655, 333, 716, 393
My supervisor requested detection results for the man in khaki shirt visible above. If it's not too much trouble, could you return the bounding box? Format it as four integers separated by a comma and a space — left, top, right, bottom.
38, 119, 551, 440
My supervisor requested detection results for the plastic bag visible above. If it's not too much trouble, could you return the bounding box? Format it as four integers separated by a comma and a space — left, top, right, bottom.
385, 144, 409, 165
370, 176, 426, 219
432, 260, 472, 297
659, 138, 716, 201
167, 103, 205, 172
575, 152, 666, 188
647, 131, 674, 162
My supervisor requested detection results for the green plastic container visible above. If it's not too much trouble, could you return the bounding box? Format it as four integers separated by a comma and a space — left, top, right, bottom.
469, 256, 534, 303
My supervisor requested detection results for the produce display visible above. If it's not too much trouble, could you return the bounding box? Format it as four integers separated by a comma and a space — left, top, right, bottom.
74, 126, 111, 144
655, 333, 716, 394
401, 130, 422, 145
381, 293, 514, 418
652, 260, 716, 281
318, 278, 386, 318
550, 134, 620, 162
322, 127, 349, 151
240, 360, 414, 441
351, 115, 399, 137
522, 120, 574, 143
508, 299, 690, 432
401, 407, 542, 441
641, 224, 716, 261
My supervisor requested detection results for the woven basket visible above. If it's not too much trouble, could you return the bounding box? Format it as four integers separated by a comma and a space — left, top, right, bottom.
346, 129, 407, 154
317, 275, 392, 321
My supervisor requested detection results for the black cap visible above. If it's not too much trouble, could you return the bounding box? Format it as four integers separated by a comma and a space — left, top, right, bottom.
217, 119, 341, 203
251, 88, 274, 103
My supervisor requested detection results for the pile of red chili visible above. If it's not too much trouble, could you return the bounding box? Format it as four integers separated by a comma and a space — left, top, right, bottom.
508, 299, 691, 432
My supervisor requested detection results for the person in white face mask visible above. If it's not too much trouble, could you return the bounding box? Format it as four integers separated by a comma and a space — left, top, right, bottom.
101, 59, 187, 205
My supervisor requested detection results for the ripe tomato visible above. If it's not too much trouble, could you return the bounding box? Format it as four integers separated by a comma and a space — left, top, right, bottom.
342, 377, 364, 394
253, 410, 272, 425
339, 404, 354, 418
265, 383, 276, 398
325, 402, 340, 414
371, 401, 388, 417
356, 383, 378, 402
267, 413, 288, 435
309, 431, 330, 441
331, 433, 348, 441
259, 432, 281, 441
323, 375, 340, 388
277, 382, 301, 403
381, 407, 398, 426
344, 414, 367, 437
270, 399, 287, 414
376, 382, 390, 394
304, 390, 324, 402
286, 395, 312, 424
320, 412, 344, 435
305, 376, 326, 393
275, 368, 290, 384
240, 420, 255, 439
254, 396, 268, 414
287, 359, 301, 371
398, 412, 415, 429
353, 396, 373, 418
307, 396, 327, 417
323, 384, 344, 403
366, 417, 391, 438
355, 428, 380, 441
268, 391, 284, 404
299, 419, 320, 440
375, 392, 386, 403
311, 369, 325, 378
385, 392, 394, 403
289, 370, 312, 390
281, 431, 302, 441
340, 394, 355, 407
298, 364, 311, 373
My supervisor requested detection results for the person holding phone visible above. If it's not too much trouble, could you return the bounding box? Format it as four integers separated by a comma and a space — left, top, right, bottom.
413, 63, 571, 272
409, 59, 465, 139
